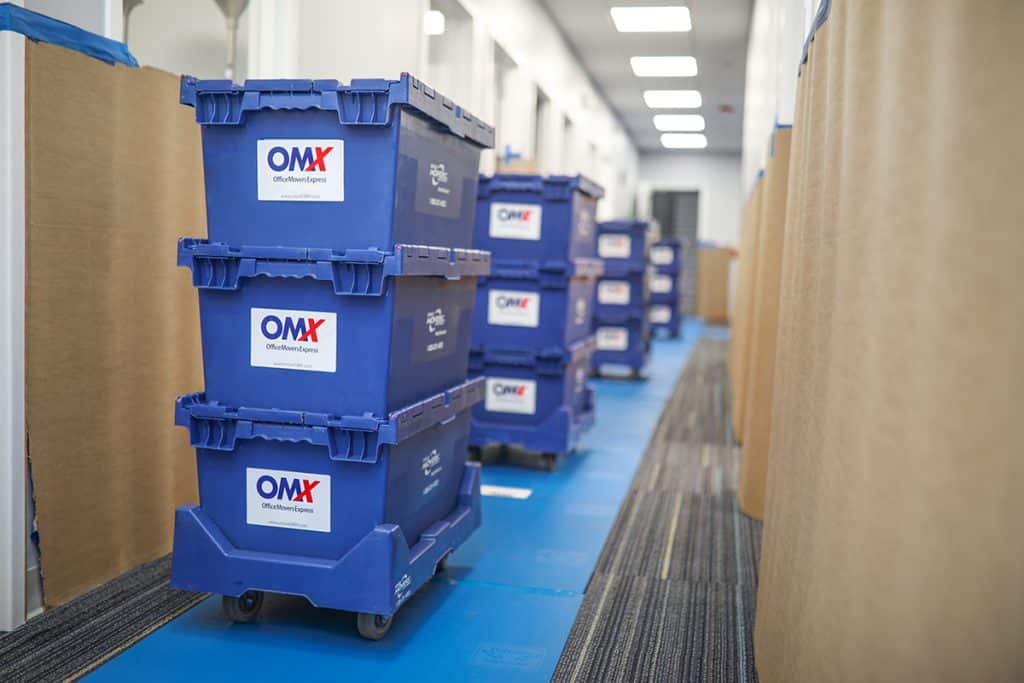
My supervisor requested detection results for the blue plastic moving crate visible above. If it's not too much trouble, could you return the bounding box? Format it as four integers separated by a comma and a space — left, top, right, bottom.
473, 174, 605, 263
180, 74, 494, 251
472, 258, 603, 353
647, 268, 679, 301
179, 238, 489, 416
593, 312, 649, 373
596, 220, 652, 264
595, 260, 650, 318
650, 239, 682, 274
171, 377, 483, 620
468, 337, 596, 456
648, 296, 683, 338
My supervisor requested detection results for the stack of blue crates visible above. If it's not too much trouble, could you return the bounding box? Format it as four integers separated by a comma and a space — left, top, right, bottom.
469, 174, 605, 468
648, 238, 683, 337
169, 74, 494, 640
594, 220, 653, 375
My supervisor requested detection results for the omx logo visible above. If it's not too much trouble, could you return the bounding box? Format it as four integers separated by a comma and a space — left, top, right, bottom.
496, 207, 533, 222
492, 382, 527, 397
266, 145, 334, 172
260, 314, 326, 342
256, 475, 320, 503
495, 295, 531, 309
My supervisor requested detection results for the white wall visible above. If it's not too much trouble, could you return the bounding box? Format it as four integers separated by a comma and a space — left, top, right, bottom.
741, 0, 817, 192
128, 0, 246, 79
636, 152, 743, 247
456, 0, 638, 219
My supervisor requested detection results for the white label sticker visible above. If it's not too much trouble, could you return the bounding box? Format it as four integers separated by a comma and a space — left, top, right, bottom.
481, 484, 533, 500
598, 280, 631, 305
650, 273, 674, 294
487, 289, 540, 328
573, 296, 589, 325
485, 377, 537, 415
257, 139, 344, 202
251, 307, 337, 373
596, 326, 630, 351
650, 245, 675, 265
246, 467, 331, 532
649, 305, 673, 324
575, 204, 593, 239
489, 202, 542, 241
598, 234, 632, 259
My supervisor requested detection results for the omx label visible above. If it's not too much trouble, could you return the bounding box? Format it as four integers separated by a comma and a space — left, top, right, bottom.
246, 467, 331, 532
251, 307, 337, 373
257, 138, 344, 202
485, 377, 537, 415
489, 202, 542, 241
488, 290, 540, 328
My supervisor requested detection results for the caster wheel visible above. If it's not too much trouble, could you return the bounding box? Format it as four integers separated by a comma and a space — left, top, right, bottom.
435, 553, 450, 574
541, 453, 558, 472
670, 331, 680, 339
357, 612, 393, 640
468, 446, 482, 462
222, 590, 264, 623
498, 444, 511, 460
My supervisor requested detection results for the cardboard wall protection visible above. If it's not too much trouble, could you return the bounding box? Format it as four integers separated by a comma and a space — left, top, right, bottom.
755, 1, 1024, 680
25, 42, 204, 606
728, 181, 763, 439
737, 128, 791, 519
696, 246, 731, 322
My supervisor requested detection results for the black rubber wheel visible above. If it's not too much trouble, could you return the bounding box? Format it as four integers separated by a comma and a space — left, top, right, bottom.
468, 446, 482, 462
541, 452, 558, 472
222, 590, 264, 623
357, 612, 394, 640
435, 552, 450, 574
670, 330, 680, 339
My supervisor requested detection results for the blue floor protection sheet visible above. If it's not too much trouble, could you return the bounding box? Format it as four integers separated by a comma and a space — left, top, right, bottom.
88, 319, 722, 683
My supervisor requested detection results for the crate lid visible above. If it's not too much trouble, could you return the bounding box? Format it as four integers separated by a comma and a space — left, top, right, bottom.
487, 257, 604, 282
175, 377, 484, 464
597, 220, 651, 235
478, 173, 605, 200
180, 73, 494, 149
469, 336, 596, 371
178, 238, 490, 294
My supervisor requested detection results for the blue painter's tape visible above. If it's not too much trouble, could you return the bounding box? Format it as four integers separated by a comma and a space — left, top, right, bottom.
0, 3, 137, 66
799, 0, 832, 74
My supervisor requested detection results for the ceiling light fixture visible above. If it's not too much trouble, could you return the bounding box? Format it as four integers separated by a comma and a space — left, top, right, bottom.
661, 133, 708, 149
643, 90, 702, 108
653, 114, 705, 132
630, 56, 698, 77
610, 6, 691, 32
424, 9, 445, 36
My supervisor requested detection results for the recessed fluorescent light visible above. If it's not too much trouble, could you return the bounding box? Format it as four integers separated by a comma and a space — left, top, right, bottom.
424, 10, 445, 36
630, 56, 697, 77
610, 6, 691, 32
653, 114, 705, 132
643, 90, 702, 108
661, 133, 708, 149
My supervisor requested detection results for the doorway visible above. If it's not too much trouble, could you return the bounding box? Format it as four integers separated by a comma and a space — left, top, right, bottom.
651, 190, 699, 315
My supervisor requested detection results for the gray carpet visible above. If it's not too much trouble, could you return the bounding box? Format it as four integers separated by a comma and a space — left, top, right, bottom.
553, 338, 762, 682
0, 556, 205, 682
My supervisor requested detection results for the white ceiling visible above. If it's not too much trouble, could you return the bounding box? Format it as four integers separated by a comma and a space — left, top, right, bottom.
539, 0, 752, 153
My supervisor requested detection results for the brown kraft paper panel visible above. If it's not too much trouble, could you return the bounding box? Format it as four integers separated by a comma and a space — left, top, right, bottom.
696, 247, 731, 322
26, 42, 205, 607
755, 2, 1024, 681
729, 181, 763, 438
738, 128, 791, 519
